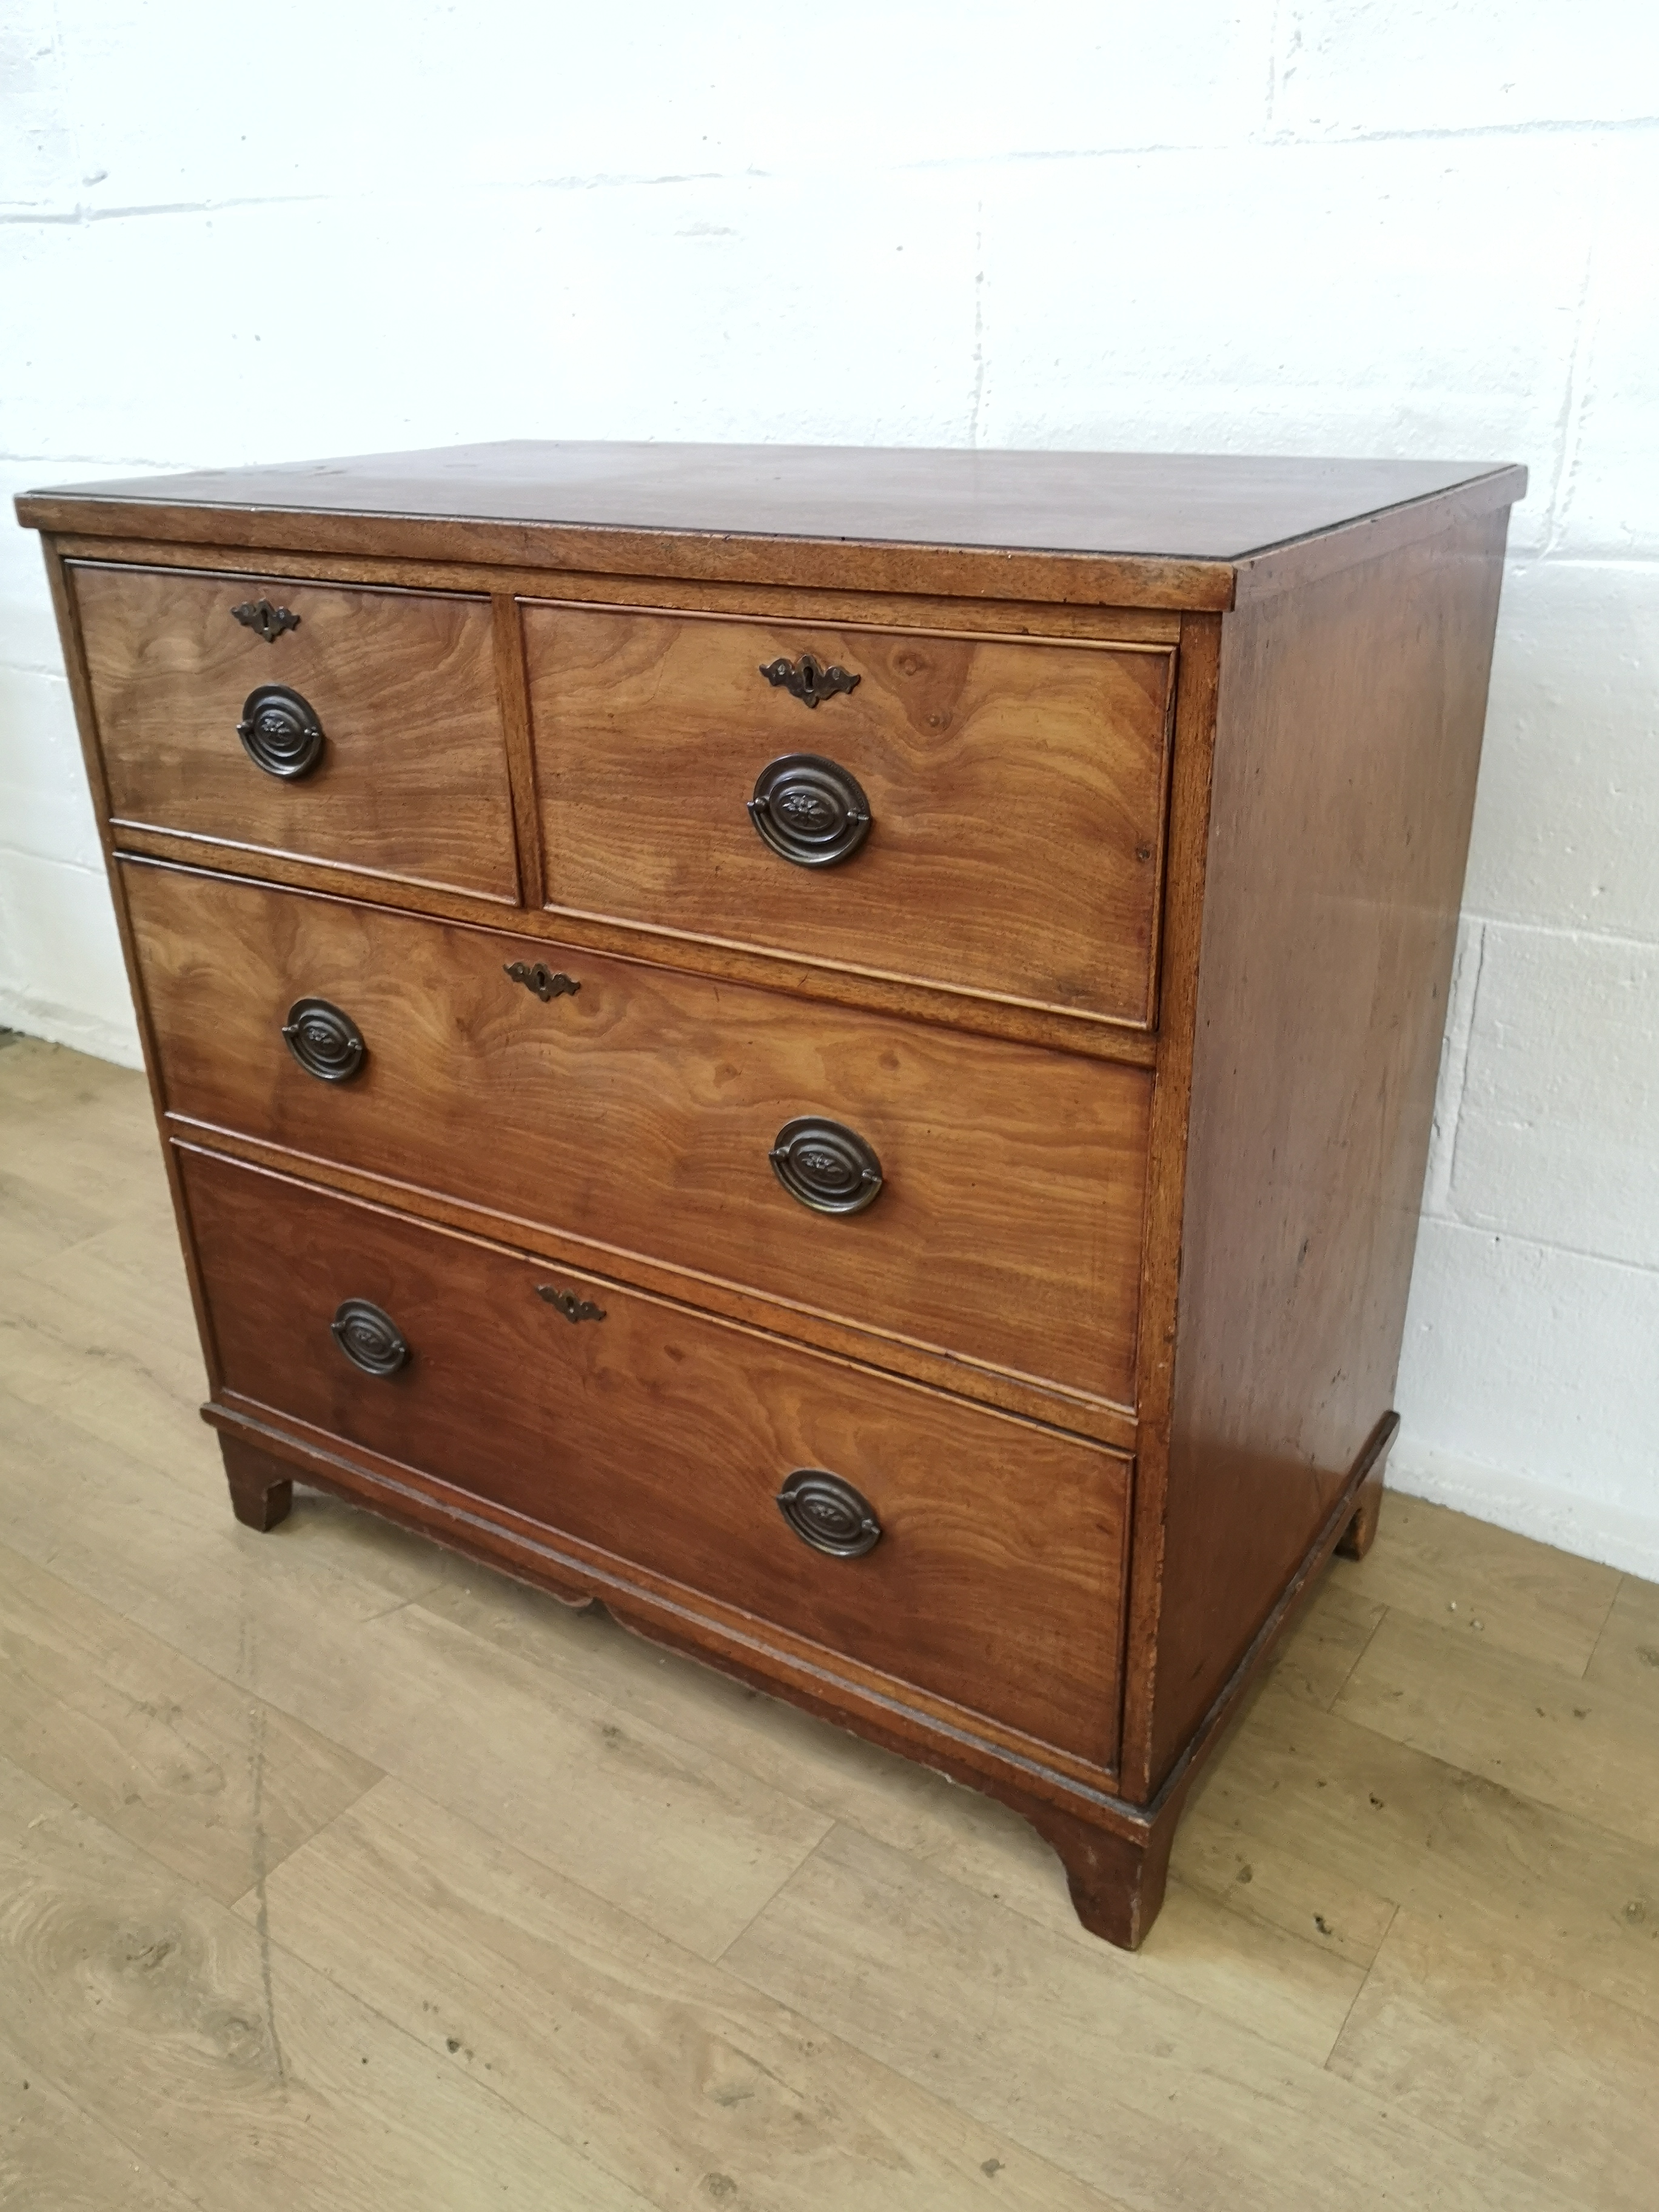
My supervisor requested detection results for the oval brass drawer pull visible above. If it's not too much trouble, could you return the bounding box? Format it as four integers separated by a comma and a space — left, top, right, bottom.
748, 752, 871, 868
330, 1298, 408, 1376
281, 997, 366, 1082
777, 1468, 882, 1558
236, 683, 324, 779
769, 1116, 883, 1215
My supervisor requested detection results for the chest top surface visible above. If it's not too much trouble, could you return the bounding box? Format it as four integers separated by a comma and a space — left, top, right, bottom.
22, 439, 1519, 555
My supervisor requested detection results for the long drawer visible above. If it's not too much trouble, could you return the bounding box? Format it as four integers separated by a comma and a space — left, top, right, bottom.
182, 1146, 1129, 1768
73, 564, 519, 900
523, 603, 1176, 1027
127, 860, 1150, 1407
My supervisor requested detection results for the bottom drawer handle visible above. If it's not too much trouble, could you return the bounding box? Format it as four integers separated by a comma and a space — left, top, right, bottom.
537, 1284, 606, 1323
330, 1298, 409, 1376
776, 1467, 882, 1558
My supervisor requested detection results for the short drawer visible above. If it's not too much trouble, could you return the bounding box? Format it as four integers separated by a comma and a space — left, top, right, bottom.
73, 564, 519, 900
127, 860, 1149, 1408
523, 604, 1175, 1027
182, 1145, 1128, 1769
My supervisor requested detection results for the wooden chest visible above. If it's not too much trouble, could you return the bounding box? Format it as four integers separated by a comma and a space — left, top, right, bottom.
18, 443, 1523, 1946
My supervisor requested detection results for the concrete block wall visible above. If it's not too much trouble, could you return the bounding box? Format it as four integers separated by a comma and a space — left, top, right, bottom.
3, 4, 1655, 1570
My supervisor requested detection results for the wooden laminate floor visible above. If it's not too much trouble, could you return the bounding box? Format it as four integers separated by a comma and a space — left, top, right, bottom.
2, 1031, 1657, 2211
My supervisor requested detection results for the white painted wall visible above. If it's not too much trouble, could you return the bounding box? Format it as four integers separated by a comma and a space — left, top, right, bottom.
4, 3, 1657, 1571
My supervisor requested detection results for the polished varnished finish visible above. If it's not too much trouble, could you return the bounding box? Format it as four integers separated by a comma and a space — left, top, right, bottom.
1141, 514, 1510, 1795
181, 1145, 1131, 1770
122, 858, 1150, 1412
21, 440, 1523, 1949
525, 603, 1175, 1025
20, 441, 1527, 611
72, 563, 518, 900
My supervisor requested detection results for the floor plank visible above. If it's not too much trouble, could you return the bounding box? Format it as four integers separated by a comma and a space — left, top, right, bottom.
418, 1557, 1367, 2065
239, 1773, 1131, 2212
1255, 1570, 1386, 1708
1335, 1606, 1659, 1852
6, 1025, 1658, 2207
723, 1823, 1567, 2212
1338, 1490, 1621, 1678
1329, 1905, 1659, 2209
1168, 1805, 1398, 1971
0, 1754, 657, 2212
0, 1535, 381, 1905
1188, 1680, 1659, 2026
0, 2039, 200, 2212
1584, 1574, 1659, 1701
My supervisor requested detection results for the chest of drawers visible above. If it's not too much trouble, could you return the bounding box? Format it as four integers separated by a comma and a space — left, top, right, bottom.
19, 442, 1523, 1947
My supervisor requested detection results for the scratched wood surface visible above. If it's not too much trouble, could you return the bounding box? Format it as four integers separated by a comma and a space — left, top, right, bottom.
3, 1030, 1655, 2211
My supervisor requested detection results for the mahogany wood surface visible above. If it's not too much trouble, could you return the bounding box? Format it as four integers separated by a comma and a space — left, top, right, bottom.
220, 1434, 295, 1531
20, 443, 1524, 612
71, 563, 518, 900
180, 1144, 1131, 1771
124, 859, 1150, 1409
525, 603, 1174, 1027
1144, 511, 1510, 1792
18, 442, 1525, 1949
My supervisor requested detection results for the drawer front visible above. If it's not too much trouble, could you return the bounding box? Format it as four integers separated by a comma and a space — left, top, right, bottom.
73, 565, 519, 900
183, 1147, 1128, 1767
129, 861, 1150, 1407
524, 605, 1175, 1027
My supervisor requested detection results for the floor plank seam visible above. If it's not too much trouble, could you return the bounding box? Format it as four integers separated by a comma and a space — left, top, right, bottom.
1318, 1900, 1399, 2071
707, 1817, 843, 1967
1321, 1586, 1390, 1709
1581, 1572, 1629, 1681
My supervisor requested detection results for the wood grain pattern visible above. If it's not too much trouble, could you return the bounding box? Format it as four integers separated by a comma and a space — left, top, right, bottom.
124, 859, 1151, 1408
43, 530, 1187, 642
0, 1755, 655, 2212
8, 1031, 1655, 2207
72, 562, 518, 900
19, 443, 1526, 1952
109, 819, 1161, 1066
0, 1537, 378, 1903
1334, 1607, 1659, 1851
525, 602, 1174, 1026
722, 1822, 1567, 2212
241, 1777, 1133, 2212
0, 2042, 203, 2212
1146, 508, 1512, 1791
18, 442, 1526, 613
179, 1144, 1133, 1770
1327, 1905, 1659, 2208
1339, 1490, 1621, 1676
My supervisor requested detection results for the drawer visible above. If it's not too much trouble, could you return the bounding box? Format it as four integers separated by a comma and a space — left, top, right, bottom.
182, 1145, 1129, 1768
73, 564, 519, 900
523, 604, 1175, 1027
128, 860, 1150, 1408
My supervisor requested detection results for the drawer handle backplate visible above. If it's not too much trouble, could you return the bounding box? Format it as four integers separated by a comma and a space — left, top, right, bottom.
777, 1467, 882, 1558
232, 597, 300, 643
537, 1285, 606, 1324
748, 752, 872, 867
236, 683, 324, 779
281, 997, 366, 1082
759, 652, 860, 709
769, 1116, 884, 1215
505, 960, 580, 1002
330, 1298, 408, 1376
